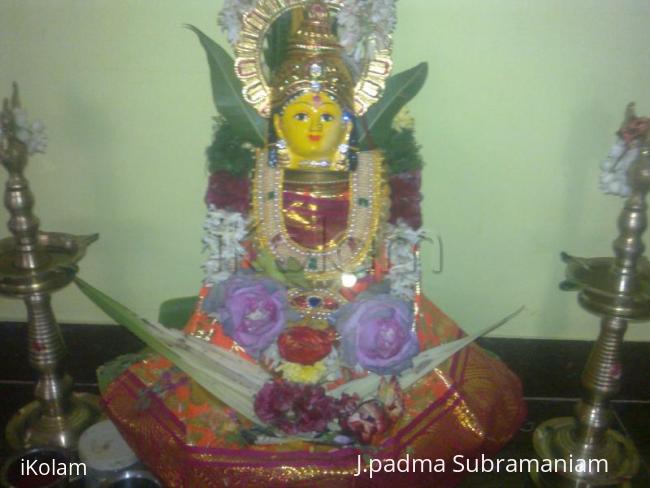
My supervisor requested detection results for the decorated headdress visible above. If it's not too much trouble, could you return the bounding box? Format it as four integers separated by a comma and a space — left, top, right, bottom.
271, 2, 354, 111
234, 0, 392, 118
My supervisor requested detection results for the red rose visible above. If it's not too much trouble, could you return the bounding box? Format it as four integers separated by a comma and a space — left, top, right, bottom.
277, 326, 336, 365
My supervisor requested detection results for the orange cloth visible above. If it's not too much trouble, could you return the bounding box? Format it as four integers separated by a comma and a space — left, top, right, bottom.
102, 293, 525, 487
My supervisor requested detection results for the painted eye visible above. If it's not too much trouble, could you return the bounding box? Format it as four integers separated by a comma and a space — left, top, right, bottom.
294, 113, 309, 121
321, 113, 335, 122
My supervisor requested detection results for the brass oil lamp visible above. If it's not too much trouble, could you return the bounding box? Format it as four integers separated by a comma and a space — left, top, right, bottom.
0, 83, 102, 451
532, 108, 647, 487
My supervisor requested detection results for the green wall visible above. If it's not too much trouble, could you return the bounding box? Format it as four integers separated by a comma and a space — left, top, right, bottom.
1, 0, 649, 340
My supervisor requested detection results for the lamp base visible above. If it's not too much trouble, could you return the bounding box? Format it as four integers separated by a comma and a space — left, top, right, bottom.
532, 417, 639, 487
5, 392, 102, 452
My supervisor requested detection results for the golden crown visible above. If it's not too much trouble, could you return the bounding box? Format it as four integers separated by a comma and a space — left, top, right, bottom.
271, 2, 354, 111
234, 0, 392, 118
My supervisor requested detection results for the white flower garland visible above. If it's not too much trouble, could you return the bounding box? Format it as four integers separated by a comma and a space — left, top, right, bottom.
217, 0, 397, 70
599, 136, 639, 197
337, 0, 396, 65
217, 0, 256, 46
385, 220, 425, 300
0, 108, 47, 156
202, 205, 249, 285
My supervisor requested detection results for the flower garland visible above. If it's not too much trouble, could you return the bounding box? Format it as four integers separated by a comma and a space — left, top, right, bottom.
202, 206, 249, 285
384, 108, 425, 229
217, 0, 256, 46
217, 0, 398, 70
600, 114, 649, 197
337, 0, 397, 66
206, 117, 257, 176
0, 107, 47, 155
385, 221, 425, 300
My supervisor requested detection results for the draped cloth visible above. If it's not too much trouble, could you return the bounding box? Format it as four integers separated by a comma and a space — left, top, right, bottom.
101, 290, 525, 487
282, 182, 350, 250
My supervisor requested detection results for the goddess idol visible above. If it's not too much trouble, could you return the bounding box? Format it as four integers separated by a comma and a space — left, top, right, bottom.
95, 2, 525, 486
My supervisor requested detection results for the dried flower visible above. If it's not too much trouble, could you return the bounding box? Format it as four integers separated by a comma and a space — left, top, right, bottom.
202, 274, 292, 358
335, 294, 419, 375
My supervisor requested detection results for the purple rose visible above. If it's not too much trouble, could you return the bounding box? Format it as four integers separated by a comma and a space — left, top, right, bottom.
203, 274, 290, 358
335, 295, 419, 375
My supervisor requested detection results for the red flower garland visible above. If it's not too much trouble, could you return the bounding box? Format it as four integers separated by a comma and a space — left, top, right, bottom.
205, 171, 250, 215
388, 170, 423, 230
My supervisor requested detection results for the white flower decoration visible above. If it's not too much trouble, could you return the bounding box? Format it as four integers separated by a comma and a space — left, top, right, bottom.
202, 205, 249, 285
217, 0, 256, 46
600, 137, 639, 197
337, 0, 396, 65
385, 220, 426, 300
0, 108, 47, 156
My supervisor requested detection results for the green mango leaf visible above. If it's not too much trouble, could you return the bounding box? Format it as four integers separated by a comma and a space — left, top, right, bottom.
158, 296, 198, 329
251, 249, 287, 282
263, 11, 292, 72
187, 25, 266, 146
358, 63, 428, 149
282, 270, 311, 289
251, 249, 311, 289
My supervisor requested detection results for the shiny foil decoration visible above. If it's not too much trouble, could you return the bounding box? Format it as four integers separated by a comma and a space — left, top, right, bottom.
277, 326, 336, 365
282, 184, 350, 250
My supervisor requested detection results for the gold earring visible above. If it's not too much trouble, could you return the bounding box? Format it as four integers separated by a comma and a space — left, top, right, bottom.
333, 122, 353, 171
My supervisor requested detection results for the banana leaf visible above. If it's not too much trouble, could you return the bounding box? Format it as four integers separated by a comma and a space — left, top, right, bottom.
358, 62, 428, 149
75, 277, 269, 422
187, 25, 266, 145
76, 276, 522, 442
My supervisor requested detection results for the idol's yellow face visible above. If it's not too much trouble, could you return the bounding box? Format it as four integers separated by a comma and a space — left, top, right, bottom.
274, 91, 349, 167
